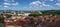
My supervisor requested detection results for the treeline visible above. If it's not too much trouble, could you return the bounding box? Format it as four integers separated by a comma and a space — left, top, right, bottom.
42, 10, 60, 15
29, 10, 60, 17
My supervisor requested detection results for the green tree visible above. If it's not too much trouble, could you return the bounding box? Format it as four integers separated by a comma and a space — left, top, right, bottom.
29, 12, 42, 17
0, 17, 4, 23
0, 17, 5, 27
6, 14, 12, 18
42, 10, 60, 15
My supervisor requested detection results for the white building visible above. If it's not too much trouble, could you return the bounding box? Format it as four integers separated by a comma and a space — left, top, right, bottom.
18, 13, 31, 16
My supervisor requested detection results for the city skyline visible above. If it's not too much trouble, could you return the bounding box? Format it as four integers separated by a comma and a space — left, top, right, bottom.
0, 0, 60, 10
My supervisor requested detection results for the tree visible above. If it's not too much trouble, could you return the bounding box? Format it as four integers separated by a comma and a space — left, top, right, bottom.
42, 10, 60, 15
0, 17, 4, 23
6, 14, 12, 18
29, 12, 42, 17
0, 17, 5, 27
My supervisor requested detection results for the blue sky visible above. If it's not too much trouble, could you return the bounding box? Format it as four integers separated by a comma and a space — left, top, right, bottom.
0, 0, 60, 10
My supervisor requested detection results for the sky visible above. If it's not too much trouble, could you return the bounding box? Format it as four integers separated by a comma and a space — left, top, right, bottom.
0, 0, 60, 10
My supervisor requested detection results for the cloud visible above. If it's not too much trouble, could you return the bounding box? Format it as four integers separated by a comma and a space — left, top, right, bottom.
4, 2, 11, 5
30, 1, 41, 6
40, 0, 54, 1
50, 0, 54, 1
0, 5, 2, 7
28, 1, 55, 10
4, 0, 11, 2
55, 0, 60, 3
4, 6, 9, 8
12, 2, 19, 6
30, 1, 50, 7
57, 0, 60, 1
12, 0, 15, 2
22, 0, 59, 10
4, 0, 19, 6
42, 4, 50, 6
55, 3, 60, 6
4, 0, 9, 1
